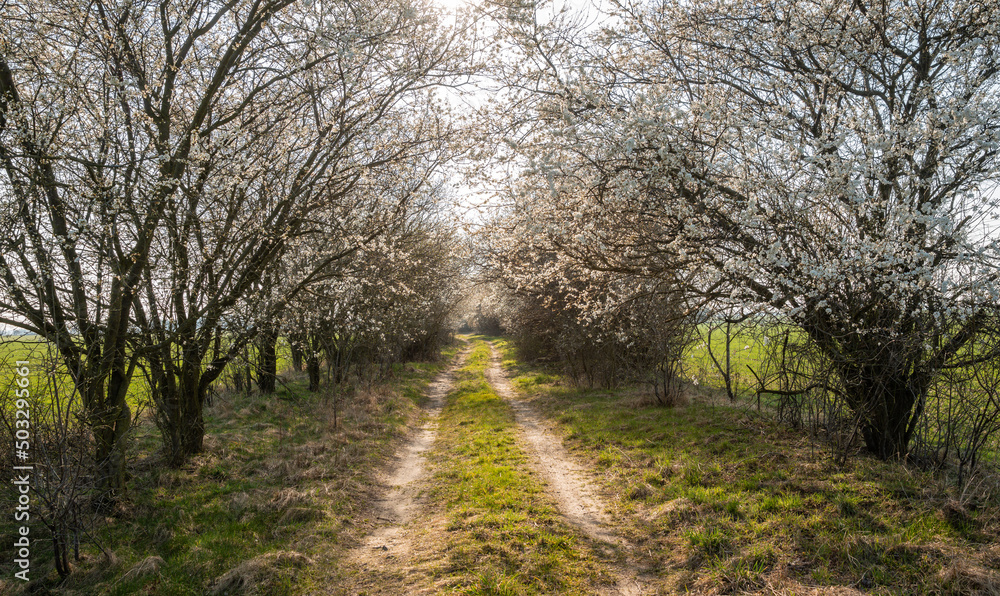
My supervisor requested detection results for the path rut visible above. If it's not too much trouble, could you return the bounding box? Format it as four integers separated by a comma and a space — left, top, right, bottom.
340, 343, 648, 595
485, 343, 649, 596
341, 348, 467, 592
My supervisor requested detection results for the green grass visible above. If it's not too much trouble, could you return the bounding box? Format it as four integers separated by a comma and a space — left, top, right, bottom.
427, 340, 604, 595
494, 338, 1000, 595
0, 336, 156, 415
686, 323, 1000, 463
7, 333, 999, 594
0, 343, 461, 595
685, 323, 771, 396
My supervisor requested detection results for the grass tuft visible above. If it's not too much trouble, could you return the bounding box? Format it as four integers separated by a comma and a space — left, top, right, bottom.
0, 345, 459, 595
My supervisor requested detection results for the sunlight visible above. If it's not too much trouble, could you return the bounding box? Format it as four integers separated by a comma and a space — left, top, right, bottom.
428, 0, 475, 13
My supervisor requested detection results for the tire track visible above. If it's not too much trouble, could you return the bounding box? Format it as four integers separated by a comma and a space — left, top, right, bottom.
340, 346, 469, 593
484, 343, 648, 596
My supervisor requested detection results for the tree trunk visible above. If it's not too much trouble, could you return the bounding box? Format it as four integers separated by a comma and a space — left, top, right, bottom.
161, 410, 184, 467
91, 399, 130, 511
180, 397, 206, 456
802, 315, 932, 460
86, 360, 132, 511
232, 364, 245, 393
151, 330, 248, 465
307, 353, 321, 391
257, 328, 278, 394
243, 363, 253, 395
290, 335, 304, 372
842, 369, 929, 460
148, 353, 184, 467
179, 347, 207, 457
53, 529, 70, 578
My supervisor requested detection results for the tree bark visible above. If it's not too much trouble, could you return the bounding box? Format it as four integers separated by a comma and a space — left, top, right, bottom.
290, 335, 304, 372
178, 345, 209, 456
835, 357, 931, 460
307, 333, 322, 391
90, 393, 130, 510
257, 327, 278, 394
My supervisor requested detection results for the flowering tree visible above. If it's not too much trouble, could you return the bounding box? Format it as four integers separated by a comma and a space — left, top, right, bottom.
132, 2, 466, 464
282, 197, 464, 393
0, 0, 471, 494
1, 0, 308, 502
476, 197, 696, 395
490, 0, 1000, 458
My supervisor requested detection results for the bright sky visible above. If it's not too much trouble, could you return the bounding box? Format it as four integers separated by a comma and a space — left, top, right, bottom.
432, 0, 614, 230
433, 0, 475, 12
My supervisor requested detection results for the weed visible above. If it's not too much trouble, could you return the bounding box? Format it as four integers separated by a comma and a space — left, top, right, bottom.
685, 526, 732, 560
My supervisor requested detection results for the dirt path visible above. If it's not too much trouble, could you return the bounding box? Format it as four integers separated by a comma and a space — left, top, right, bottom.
337, 342, 648, 595
485, 344, 648, 596
340, 347, 468, 593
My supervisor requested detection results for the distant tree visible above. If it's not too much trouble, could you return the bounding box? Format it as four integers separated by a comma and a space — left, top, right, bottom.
479, 214, 695, 394
283, 187, 464, 393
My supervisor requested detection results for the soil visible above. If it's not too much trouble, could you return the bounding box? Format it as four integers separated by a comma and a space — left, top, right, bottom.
337, 348, 468, 594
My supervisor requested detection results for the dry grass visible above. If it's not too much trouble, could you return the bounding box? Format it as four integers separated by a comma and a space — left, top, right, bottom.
118, 556, 166, 584
935, 559, 1000, 595
494, 338, 1000, 596
209, 551, 314, 596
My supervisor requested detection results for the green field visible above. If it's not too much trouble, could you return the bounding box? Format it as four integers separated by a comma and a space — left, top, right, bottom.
0, 334, 310, 420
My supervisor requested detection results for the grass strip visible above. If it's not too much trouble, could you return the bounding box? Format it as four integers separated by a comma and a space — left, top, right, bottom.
0, 347, 459, 595
428, 340, 603, 595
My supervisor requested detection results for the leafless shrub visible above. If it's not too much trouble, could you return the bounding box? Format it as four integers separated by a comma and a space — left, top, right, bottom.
913, 333, 1000, 489
700, 308, 750, 403
747, 324, 875, 461
744, 316, 1000, 485
0, 342, 111, 579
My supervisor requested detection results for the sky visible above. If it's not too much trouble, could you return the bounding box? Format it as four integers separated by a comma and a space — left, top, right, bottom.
431, 0, 615, 230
